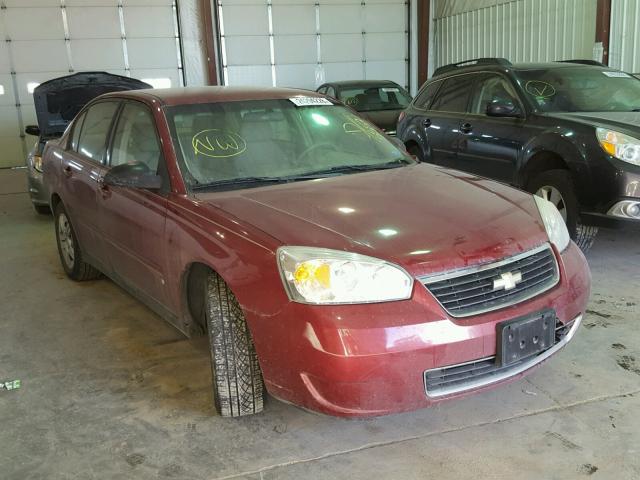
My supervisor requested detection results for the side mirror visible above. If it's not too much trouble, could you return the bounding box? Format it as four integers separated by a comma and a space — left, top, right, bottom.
486, 101, 523, 118
25, 125, 40, 136
103, 162, 162, 190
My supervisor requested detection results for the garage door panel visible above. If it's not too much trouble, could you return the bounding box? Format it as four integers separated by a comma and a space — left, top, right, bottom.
0, 107, 21, 137
129, 69, 180, 89
4, 8, 64, 41
275, 64, 317, 89
272, 5, 316, 34
221, 6, 269, 36
0, 44, 11, 75
60, 0, 119, 5
20, 106, 38, 131
11, 41, 68, 73
365, 4, 406, 33
365, 60, 406, 85
66, 7, 121, 39
127, 38, 179, 69
273, 35, 316, 64
319, 5, 362, 34
0, 137, 25, 168
0, 75, 16, 106
3, 1, 61, 9
225, 37, 271, 66
365, 33, 406, 61
15, 71, 69, 105
323, 62, 364, 81
227, 65, 272, 87
321, 34, 362, 62
124, 6, 175, 38
71, 39, 126, 70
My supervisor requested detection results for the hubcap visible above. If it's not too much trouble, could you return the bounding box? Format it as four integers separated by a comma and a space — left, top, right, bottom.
57, 213, 75, 269
536, 185, 568, 223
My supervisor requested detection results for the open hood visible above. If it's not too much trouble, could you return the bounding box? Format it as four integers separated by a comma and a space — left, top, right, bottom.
33, 72, 151, 138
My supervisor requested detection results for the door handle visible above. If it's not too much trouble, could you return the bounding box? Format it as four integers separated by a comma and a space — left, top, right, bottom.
63, 165, 73, 177
422, 118, 432, 128
460, 122, 473, 134
98, 178, 111, 199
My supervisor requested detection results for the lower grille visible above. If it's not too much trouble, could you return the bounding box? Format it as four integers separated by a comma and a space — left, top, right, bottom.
420, 244, 559, 317
425, 317, 577, 396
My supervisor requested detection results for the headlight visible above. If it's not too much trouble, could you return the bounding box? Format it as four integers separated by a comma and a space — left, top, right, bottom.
596, 128, 640, 166
534, 195, 571, 252
277, 246, 413, 304
32, 154, 43, 172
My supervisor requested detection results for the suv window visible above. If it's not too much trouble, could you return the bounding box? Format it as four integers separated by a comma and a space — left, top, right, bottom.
430, 74, 475, 112
470, 75, 520, 114
110, 102, 161, 173
76, 101, 119, 162
413, 80, 442, 109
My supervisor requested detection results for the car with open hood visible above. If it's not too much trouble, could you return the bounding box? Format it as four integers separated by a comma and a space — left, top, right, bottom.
398, 58, 640, 251
316, 80, 412, 136
25, 72, 149, 214
42, 86, 590, 417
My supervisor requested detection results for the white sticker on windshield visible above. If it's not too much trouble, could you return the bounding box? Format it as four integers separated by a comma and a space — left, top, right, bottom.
289, 96, 333, 107
603, 71, 631, 78
381, 87, 400, 93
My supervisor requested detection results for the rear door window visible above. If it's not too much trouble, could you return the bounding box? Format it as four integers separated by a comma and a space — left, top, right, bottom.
76, 101, 120, 163
430, 75, 476, 113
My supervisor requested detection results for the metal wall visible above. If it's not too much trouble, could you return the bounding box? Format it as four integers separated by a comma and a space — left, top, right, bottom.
609, 0, 640, 73
433, 0, 598, 69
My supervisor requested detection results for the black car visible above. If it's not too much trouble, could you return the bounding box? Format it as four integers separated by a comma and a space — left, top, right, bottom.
397, 58, 640, 250
316, 80, 412, 135
25, 72, 150, 214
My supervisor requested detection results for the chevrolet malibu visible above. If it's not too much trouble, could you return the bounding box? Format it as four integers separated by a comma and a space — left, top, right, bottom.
42, 87, 591, 417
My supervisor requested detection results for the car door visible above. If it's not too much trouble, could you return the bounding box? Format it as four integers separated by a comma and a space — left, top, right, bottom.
98, 100, 170, 307
60, 100, 121, 270
456, 73, 527, 183
416, 74, 476, 169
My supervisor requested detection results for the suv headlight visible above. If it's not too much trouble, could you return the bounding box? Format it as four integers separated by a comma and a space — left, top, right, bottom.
534, 195, 571, 252
277, 246, 413, 304
596, 128, 640, 166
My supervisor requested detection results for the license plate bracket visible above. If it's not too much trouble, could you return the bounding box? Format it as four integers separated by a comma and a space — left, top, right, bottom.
496, 309, 556, 367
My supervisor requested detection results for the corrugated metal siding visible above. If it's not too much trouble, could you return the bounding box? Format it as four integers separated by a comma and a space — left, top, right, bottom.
434, 0, 597, 68
609, 0, 640, 73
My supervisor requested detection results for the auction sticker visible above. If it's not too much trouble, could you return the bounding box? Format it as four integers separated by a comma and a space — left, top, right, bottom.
289, 96, 333, 107
603, 71, 631, 78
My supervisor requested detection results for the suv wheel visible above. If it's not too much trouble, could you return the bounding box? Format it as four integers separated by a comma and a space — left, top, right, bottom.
205, 271, 264, 417
54, 203, 101, 280
528, 170, 598, 252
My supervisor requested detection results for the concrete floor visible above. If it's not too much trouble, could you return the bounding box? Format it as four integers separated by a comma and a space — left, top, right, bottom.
1, 168, 639, 480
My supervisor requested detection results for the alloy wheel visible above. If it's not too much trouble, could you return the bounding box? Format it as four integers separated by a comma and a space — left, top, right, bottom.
57, 212, 75, 270
536, 185, 568, 223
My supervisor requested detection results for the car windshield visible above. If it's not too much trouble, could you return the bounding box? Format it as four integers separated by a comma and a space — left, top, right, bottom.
338, 85, 412, 112
515, 67, 640, 112
165, 98, 412, 190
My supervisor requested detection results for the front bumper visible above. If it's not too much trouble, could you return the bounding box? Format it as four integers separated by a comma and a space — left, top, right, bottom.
27, 167, 49, 206
254, 242, 590, 417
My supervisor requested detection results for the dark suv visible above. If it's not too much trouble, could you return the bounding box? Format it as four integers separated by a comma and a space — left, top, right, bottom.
397, 58, 640, 250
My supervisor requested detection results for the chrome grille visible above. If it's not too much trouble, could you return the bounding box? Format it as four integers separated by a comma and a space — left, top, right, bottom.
420, 244, 559, 317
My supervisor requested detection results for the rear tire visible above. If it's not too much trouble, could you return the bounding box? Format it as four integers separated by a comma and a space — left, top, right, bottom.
205, 271, 264, 417
54, 203, 101, 281
527, 169, 598, 252
33, 204, 51, 215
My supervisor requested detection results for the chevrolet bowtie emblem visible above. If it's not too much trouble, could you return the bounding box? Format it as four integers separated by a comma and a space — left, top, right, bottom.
493, 271, 523, 291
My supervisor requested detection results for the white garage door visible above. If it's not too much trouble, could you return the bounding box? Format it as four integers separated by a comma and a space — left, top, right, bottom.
0, 0, 184, 168
217, 0, 409, 91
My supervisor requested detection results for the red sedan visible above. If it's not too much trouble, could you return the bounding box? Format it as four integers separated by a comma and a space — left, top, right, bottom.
42, 87, 590, 417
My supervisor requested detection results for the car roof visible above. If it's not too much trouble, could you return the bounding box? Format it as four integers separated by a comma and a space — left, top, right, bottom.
100, 86, 326, 106
323, 80, 401, 88
432, 61, 609, 78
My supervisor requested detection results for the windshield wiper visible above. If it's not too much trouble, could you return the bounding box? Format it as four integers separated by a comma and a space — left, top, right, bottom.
191, 176, 287, 191
631, 108, 640, 112
295, 159, 411, 177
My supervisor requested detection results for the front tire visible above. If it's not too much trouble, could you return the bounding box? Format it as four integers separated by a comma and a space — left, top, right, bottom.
205, 271, 264, 417
527, 169, 598, 252
54, 203, 101, 281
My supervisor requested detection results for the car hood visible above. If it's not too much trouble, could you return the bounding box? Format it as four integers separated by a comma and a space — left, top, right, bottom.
196, 164, 549, 276
357, 109, 404, 133
544, 111, 640, 136
33, 72, 150, 138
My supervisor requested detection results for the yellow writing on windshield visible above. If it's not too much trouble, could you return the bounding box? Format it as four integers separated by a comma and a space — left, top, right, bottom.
525, 81, 556, 98
342, 117, 383, 141
192, 129, 247, 158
